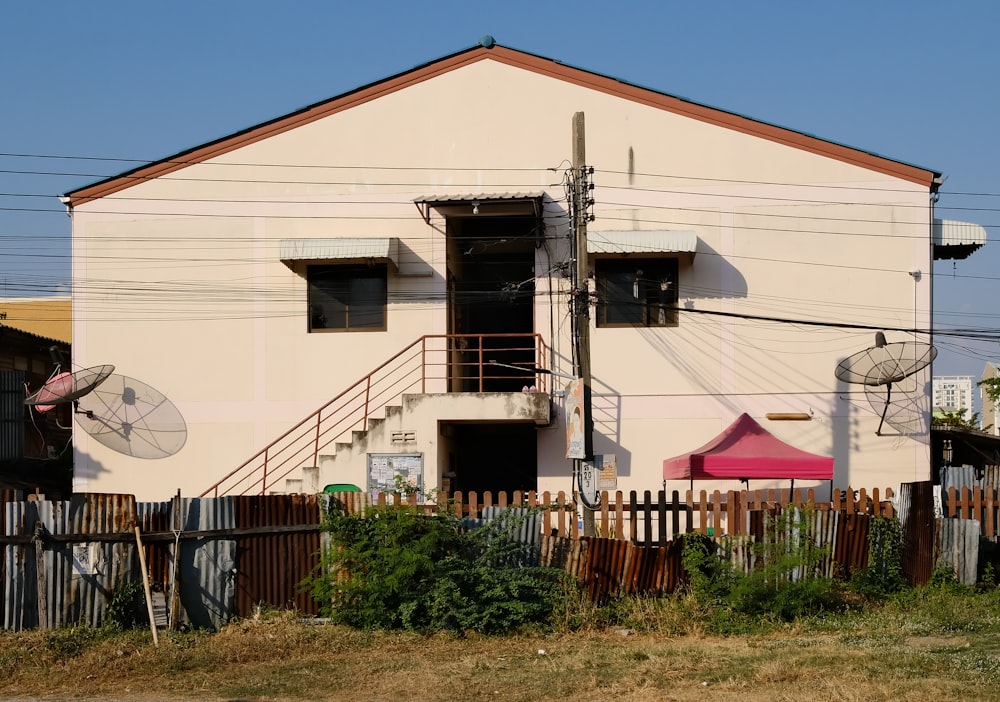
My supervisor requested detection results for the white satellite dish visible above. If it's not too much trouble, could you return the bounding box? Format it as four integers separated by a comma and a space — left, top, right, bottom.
75, 373, 187, 459
835, 332, 936, 435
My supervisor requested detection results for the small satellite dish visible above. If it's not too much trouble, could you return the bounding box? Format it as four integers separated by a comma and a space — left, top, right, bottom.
835, 332, 936, 435
25, 365, 115, 410
75, 373, 186, 459
31, 372, 72, 414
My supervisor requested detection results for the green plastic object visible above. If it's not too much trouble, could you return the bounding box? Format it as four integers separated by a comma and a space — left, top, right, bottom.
323, 483, 361, 493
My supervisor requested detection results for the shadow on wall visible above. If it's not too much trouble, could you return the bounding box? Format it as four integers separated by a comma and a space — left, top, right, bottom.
682, 238, 748, 303
833, 377, 856, 490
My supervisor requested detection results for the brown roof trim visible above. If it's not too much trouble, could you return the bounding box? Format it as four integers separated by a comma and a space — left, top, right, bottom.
67, 44, 938, 206
486, 47, 938, 187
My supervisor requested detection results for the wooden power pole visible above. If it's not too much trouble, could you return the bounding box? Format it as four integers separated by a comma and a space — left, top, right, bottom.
572, 112, 597, 537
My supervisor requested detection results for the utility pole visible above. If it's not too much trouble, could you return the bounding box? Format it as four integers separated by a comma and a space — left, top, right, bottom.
571, 112, 597, 537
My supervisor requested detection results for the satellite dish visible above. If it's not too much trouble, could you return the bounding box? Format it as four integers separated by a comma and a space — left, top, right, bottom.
835, 333, 936, 435
25, 365, 115, 410
863, 373, 925, 436
75, 373, 187, 459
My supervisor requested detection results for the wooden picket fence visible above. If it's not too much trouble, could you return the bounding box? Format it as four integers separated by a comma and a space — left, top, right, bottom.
942, 486, 1000, 539
328, 486, 895, 544
324, 486, 896, 602
327, 489, 580, 536
615, 487, 894, 544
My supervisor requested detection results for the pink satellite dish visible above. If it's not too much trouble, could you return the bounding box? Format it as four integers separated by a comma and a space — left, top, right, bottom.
25, 365, 116, 411
31, 372, 74, 413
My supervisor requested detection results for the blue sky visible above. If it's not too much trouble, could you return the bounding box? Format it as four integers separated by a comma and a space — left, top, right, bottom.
1, 1, 997, 383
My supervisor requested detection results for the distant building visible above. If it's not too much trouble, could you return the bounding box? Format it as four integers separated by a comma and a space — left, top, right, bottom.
981, 364, 1000, 436
932, 376, 974, 419
0, 297, 71, 344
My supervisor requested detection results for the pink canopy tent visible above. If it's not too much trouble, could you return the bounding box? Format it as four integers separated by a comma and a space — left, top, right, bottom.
662, 413, 834, 482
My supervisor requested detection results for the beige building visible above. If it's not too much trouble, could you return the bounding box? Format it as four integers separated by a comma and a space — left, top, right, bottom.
64, 41, 972, 501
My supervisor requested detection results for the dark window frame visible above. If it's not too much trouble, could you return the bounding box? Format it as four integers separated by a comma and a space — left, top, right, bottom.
307, 262, 388, 333
595, 257, 679, 328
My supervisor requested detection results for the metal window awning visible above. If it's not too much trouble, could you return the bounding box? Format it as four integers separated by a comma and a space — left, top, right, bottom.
933, 219, 987, 260
414, 192, 544, 224
279, 238, 399, 268
588, 230, 698, 260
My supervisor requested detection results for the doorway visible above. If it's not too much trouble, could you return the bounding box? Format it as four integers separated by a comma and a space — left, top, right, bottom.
444, 422, 537, 495
447, 213, 537, 392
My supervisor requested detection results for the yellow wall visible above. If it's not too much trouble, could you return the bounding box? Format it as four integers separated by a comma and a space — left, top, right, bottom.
0, 297, 71, 343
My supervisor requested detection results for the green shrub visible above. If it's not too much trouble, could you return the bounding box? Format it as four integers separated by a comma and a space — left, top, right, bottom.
850, 516, 906, 600
308, 505, 568, 635
680, 508, 847, 627
103, 580, 149, 631
679, 532, 739, 605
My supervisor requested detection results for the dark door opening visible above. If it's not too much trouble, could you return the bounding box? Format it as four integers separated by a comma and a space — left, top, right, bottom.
447, 214, 536, 392
444, 423, 537, 495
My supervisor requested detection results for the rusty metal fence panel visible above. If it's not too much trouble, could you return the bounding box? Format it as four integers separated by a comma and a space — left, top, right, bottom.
135, 501, 172, 588
832, 513, 871, 578
3, 494, 137, 631
233, 494, 322, 617
897, 481, 935, 586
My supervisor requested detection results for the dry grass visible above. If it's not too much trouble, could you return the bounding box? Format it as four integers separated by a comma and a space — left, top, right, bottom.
1, 605, 999, 702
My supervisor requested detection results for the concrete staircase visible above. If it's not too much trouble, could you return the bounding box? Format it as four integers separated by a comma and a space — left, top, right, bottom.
283, 391, 551, 494
200, 333, 553, 498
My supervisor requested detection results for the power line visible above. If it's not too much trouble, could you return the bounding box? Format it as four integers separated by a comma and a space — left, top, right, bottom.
1, 152, 997, 199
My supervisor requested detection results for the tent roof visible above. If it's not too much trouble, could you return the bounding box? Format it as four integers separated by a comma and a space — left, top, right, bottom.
663, 413, 834, 481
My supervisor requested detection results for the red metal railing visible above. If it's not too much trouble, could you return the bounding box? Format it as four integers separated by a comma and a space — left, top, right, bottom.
200, 333, 549, 497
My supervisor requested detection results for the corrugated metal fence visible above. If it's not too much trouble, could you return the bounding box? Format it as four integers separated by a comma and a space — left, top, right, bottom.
2, 493, 323, 631
0, 482, 992, 630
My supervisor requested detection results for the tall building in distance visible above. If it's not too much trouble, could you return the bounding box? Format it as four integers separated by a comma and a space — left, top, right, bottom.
932, 375, 974, 422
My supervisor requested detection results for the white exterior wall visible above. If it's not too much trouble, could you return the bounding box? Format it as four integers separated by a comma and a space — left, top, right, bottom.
70, 57, 934, 500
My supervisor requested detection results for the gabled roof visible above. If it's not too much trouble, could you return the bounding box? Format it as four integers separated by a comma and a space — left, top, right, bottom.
66, 41, 940, 207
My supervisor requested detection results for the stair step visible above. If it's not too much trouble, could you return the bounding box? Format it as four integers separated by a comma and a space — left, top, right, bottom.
302, 466, 320, 493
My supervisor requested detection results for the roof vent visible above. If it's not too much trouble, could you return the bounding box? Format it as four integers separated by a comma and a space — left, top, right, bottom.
479, 35, 496, 48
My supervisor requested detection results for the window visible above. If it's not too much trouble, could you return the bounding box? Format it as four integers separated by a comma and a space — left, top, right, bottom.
595, 258, 678, 328
308, 263, 387, 332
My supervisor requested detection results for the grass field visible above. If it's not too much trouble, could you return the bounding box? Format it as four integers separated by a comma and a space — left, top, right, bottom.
2, 587, 1000, 702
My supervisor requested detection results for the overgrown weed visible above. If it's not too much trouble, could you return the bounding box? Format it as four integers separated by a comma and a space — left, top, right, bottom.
308, 504, 569, 635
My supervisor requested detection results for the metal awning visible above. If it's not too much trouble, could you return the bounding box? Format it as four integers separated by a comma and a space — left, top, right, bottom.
279, 238, 398, 267
587, 230, 698, 259
413, 192, 544, 223
933, 219, 987, 260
